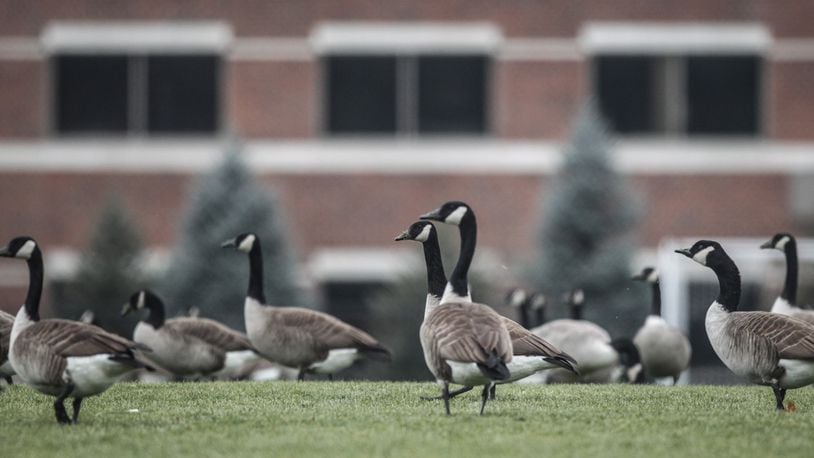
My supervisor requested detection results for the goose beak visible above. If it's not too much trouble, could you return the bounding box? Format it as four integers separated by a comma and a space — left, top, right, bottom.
394, 230, 410, 242
759, 240, 773, 249
221, 238, 237, 248
674, 248, 692, 258
419, 208, 442, 221
121, 303, 133, 317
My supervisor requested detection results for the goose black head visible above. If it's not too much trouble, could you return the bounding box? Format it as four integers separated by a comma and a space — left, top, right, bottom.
564, 289, 585, 306
674, 240, 725, 267
632, 267, 659, 284
122, 289, 149, 316
221, 233, 258, 253
0, 236, 40, 260
419, 201, 472, 226
394, 221, 436, 243
505, 287, 528, 309
760, 232, 794, 251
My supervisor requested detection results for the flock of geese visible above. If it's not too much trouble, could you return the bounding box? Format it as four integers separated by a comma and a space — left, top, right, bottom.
1, 200, 814, 423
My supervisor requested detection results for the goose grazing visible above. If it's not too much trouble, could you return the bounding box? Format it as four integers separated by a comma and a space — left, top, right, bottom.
0, 236, 151, 424
676, 240, 814, 411
420, 201, 577, 404
222, 233, 391, 381
122, 289, 258, 379
632, 267, 692, 383
1, 309, 15, 385
531, 290, 626, 383
761, 233, 814, 325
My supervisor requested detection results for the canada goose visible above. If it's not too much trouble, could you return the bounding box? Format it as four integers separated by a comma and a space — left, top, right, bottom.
531, 290, 624, 383
420, 202, 577, 406
122, 289, 258, 379
0, 236, 151, 424
222, 233, 391, 381
761, 233, 814, 325
631, 267, 692, 383
1, 309, 15, 385
527, 292, 547, 328
505, 288, 530, 328
676, 240, 814, 411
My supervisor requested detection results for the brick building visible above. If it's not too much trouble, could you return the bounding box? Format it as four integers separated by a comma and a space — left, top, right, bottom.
1, 1, 814, 381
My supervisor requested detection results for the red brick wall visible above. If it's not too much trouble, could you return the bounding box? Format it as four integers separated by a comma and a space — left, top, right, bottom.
767, 61, 814, 140
228, 60, 317, 138
0, 60, 43, 138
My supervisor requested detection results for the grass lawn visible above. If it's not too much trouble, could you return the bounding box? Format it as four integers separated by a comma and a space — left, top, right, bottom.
1, 381, 813, 457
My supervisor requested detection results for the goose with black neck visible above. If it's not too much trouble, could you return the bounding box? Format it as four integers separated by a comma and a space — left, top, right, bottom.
676, 240, 814, 411
0, 236, 151, 424
761, 233, 814, 325
223, 233, 391, 381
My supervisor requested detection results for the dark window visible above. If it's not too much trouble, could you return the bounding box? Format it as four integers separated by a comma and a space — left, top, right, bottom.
56, 55, 129, 133
325, 54, 489, 135
148, 55, 218, 133
418, 55, 486, 133
596, 55, 653, 134
327, 56, 397, 134
687, 56, 759, 135
54, 53, 219, 135
595, 54, 761, 136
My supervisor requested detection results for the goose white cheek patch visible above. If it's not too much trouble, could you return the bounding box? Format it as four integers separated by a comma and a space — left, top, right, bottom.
776, 236, 790, 250
647, 269, 659, 283
415, 225, 432, 242
444, 206, 468, 225
692, 246, 715, 265
16, 240, 36, 259
136, 291, 146, 310
238, 234, 256, 252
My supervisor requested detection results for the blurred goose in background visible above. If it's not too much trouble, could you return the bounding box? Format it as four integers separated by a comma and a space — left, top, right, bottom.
223, 233, 391, 381
761, 233, 814, 325
505, 287, 530, 328
0, 236, 151, 424
632, 267, 691, 383
1, 309, 15, 385
122, 289, 258, 379
676, 240, 814, 411
419, 202, 577, 401
527, 292, 547, 328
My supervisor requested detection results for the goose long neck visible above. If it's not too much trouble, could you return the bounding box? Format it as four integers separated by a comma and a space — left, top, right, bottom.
247, 242, 267, 304
782, 240, 798, 305
650, 282, 662, 316
422, 232, 447, 300
24, 249, 44, 322
711, 255, 741, 313
570, 304, 582, 320
449, 212, 476, 298
535, 307, 545, 327
144, 294, 166, 329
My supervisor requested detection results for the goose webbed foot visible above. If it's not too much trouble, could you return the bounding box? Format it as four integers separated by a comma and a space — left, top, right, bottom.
72, 397, 83, 424
54, 384, 75, 425
771, 383, 787, 411
479, 384, 490, 415
420, 386, 473, 401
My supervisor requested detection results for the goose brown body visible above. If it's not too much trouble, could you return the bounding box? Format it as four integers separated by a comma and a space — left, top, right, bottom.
0, 310, 13, 380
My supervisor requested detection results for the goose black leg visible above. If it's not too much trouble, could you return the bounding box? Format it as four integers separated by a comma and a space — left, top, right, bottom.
771, 383, 787, 411
442, 382, 451, 416
421, 386, 472, 401
489, 383, 497, 400
328, 373, 333, 382
4, 375, 12, 385
72, 397, 83, 424
479, 384, 490, 416
54, 384, 74, 425
297, 368, 306, 382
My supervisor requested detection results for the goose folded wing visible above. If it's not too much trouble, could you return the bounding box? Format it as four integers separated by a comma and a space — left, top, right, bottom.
165, 318, 255, 352
280, 308, 391, 358
33, 320, 146, 358
429, 303, 512, 364
502, 317, 572, 361
733, 312, 814, 360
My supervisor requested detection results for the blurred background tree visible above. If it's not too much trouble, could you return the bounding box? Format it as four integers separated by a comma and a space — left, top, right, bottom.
527, 102, 646, 337
159, 143, 305, 331
53, 196, 146, 337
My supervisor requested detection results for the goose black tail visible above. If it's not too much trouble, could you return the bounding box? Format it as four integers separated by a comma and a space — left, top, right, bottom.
361, 345, 393, 363
477, 350, 511, 381
544, 354, 580, 375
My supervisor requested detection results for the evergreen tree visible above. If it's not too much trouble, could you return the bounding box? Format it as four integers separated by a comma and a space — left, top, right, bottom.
55, 197, 146, 337
159, 146, 303, 331
528, 102, 645, 336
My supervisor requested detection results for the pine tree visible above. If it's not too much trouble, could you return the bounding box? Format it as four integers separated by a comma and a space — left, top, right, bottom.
528, 102, 645, 336
159, 145, 303, 331
55, 196, 146, 337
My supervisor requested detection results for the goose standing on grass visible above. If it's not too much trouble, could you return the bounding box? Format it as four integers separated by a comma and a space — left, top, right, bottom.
632, 267, 691, 383
676, 240, 814, 411
420, 201, 577, 405
761, 233, 814, 325
0, 236, 151, 424
122, 289, 258, 379
223, 233, 391, 381
1, 309, 15, 385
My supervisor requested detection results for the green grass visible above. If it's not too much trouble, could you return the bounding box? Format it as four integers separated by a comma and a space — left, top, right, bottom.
1, 381, 813, 457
